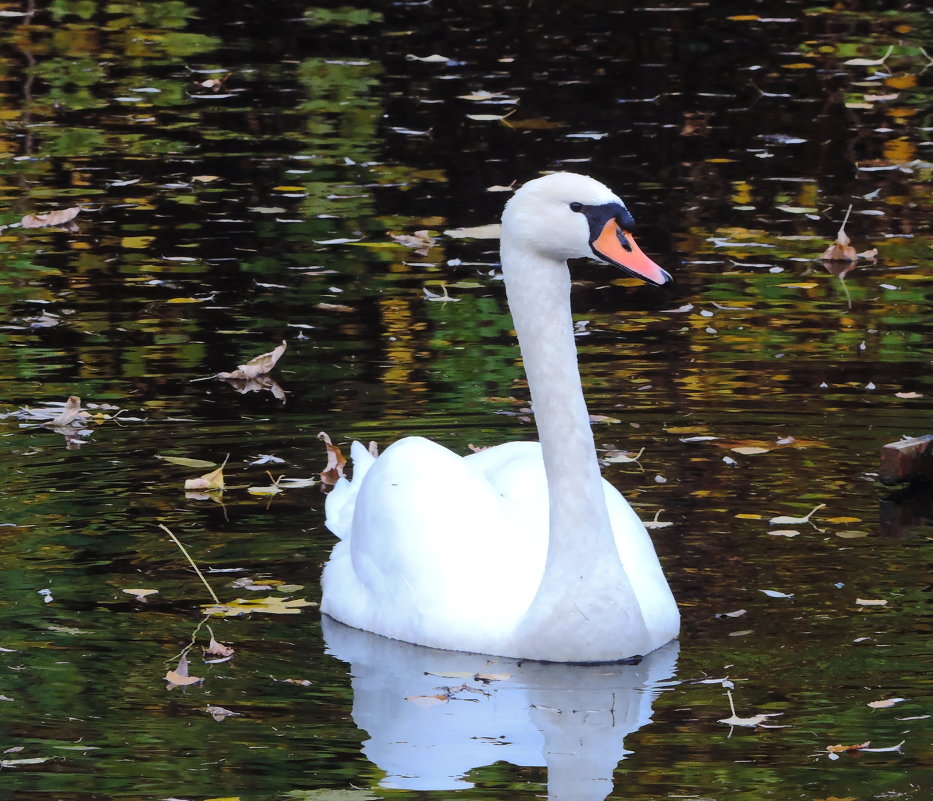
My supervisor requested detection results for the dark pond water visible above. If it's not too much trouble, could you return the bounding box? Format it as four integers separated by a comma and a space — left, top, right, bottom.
0, 1, 930, 799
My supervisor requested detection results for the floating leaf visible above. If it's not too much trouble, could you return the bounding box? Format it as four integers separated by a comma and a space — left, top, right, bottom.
424, 285, 460, 302
203, 596, 317, 617
843, 45, 894, 67
318, 431, 347, 485
216, 341, 286, 380
158, 455, 218, 469
165, 654, 203, 688
184, 457, 228, 491
719, 711, 783, 727
390, 230, 435, 251
405, 53, 450, 63
443, 223, 502, 239
21, 207, 81, 228
867, 697, 907, 709
820, 205, 859, 262
475, 672, 511, 682
1, 757, 51, 767
248, 482, 284, 496
769, 503, 825, 525
731, 445, 771, 455
603, 447, 644, 464
826, 741, 871, 754
716, 609, 748, 618
122, 588, 158, 602
856, 598, 888, 607
276, 477, 317, 489
769, 529, 800, 537
205, 637, 235, 658
206, 705, 240, 721
405, 693, 449, 707
46, 396, 88, 428
760, 589, 794, 598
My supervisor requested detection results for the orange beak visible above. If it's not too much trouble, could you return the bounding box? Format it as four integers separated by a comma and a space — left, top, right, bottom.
591, 217, 671, 287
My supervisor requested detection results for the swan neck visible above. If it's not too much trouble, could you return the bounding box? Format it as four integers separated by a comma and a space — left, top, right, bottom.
501, 244, 613, 544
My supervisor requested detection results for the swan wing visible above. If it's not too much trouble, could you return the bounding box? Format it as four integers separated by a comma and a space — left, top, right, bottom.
322, 437, 547, 652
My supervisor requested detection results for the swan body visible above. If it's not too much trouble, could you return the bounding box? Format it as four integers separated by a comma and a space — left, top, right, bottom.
322, 172, 679, 662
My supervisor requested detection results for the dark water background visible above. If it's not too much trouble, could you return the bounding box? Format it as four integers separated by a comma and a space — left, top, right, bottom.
0, 1, 930, 799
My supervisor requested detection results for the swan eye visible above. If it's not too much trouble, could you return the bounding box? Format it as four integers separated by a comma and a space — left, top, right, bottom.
569, 202, 584, 213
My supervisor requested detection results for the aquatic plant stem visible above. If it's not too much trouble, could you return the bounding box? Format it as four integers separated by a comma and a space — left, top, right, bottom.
159, 523, 220, 604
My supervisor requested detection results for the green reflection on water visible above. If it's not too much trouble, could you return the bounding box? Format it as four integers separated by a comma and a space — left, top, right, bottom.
0, 0, 930, 799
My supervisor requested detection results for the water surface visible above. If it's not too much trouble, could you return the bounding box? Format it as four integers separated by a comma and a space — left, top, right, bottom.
0, 2, 930, 799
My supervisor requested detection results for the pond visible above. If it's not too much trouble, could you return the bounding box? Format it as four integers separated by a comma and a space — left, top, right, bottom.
0, 1, 930, 799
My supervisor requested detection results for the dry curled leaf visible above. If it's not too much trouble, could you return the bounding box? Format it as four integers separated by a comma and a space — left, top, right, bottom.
390, 229, 435, 252
46, 396, 88, 428
204, 637, 235, 658
184, 456, 227, 491
165, 654, 203, 688
216, 341, 286, 380
821, 205, 856, 260
21, 206, 81, 229
318, 431, 347, 485
826, 741, 871, 754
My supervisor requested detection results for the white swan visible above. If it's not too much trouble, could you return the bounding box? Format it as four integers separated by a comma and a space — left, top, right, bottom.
322, 172, 679, 663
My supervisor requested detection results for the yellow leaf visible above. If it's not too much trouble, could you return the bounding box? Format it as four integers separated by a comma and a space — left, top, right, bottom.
121, 236, 156, 248
731, 445, 771, 455
779, 282, 818, 289
826, 516, 861, 523
184, 457, 227, 491
735, 513, 762, 520
203, 596, 317, 617
158, 455, 218, 469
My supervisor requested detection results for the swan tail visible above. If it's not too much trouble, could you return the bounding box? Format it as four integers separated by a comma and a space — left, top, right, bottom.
324, 440, 377, 540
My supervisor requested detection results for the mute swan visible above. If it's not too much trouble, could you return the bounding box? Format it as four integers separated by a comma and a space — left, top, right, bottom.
322, 172, 679, 662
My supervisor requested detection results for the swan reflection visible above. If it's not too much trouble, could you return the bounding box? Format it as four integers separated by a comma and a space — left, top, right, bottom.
323, 617, 679, 799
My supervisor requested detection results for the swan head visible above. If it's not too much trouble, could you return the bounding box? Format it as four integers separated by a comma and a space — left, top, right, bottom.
501, 172, 671, 286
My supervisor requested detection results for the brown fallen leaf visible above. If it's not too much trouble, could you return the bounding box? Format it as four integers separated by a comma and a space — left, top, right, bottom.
204, 636, 235, 658
165, 653, 203, 688
318, 431, 347, 485
405, 693, 449, 707
826, 741, 871, 754
46, 396, 88, 428
820, 205, 866, 262
216, 341, 286, 380
184, 456, 228, 491
390, 229, 435, 253
21, 206, 81, 229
